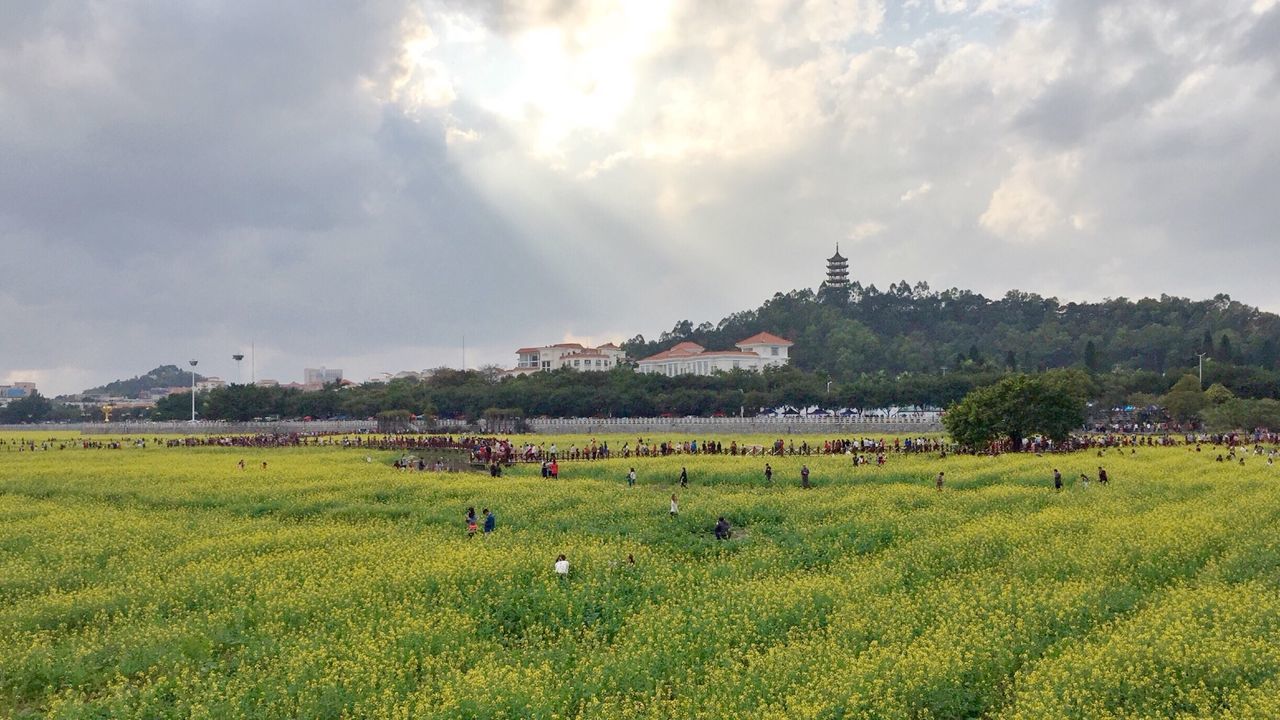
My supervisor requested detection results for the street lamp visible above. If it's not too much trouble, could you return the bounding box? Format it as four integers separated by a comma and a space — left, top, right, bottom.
1195, 352, 1208, 388
189, 359, 198, 423
232, 354, 244, 385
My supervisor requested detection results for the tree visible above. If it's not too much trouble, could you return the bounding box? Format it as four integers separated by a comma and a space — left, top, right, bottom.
0, 392, 52, 423
943, 374, 1085, 450
1204, 382, 1235, 406
1005, 350, 1017, 371
1084, 340, 1100, 372
1161, 374, 1206, 423
1219, 333, 1234, 362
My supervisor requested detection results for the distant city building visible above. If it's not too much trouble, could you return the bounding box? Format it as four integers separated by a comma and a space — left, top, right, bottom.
195, 377, 227, 392
825, 245, 849, 289
303, 367, 343, 387
0, 382, 37, 406
636, 332, 793, 376
507, 343, 627, 375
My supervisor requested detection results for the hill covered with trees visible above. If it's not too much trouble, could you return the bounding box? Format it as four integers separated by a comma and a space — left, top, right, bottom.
75, 365, 205, 399
623, 285, 1280, 380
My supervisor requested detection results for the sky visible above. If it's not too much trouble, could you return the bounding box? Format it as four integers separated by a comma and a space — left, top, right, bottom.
3, 0, 1279, 395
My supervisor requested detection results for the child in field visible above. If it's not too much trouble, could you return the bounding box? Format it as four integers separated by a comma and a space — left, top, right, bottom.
555, 554, 570, 576
628, 468, 636, 487
483, 508, 496, 534
714, 517, 732, 540
764, 463, 773, 484
936, 471, 945, 491
1053, 469, 1062, 492
670, 494, 679, 517
679, 467, 688, 487
801, 465, 811, 489
465, 507, 477, 538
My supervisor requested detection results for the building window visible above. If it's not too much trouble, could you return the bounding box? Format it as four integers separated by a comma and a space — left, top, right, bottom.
771, 347, 779, 356
733, 360, 741, 369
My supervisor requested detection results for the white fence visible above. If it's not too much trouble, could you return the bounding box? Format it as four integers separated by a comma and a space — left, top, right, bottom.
3, 416, 944, 436
527, 416, 944, 434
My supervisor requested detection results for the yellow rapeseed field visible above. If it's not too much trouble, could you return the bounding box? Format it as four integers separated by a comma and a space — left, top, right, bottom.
2, 431, 1279, 719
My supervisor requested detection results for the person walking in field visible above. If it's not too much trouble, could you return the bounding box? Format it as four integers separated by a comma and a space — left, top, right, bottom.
1098, 466, 1109, 485
679, 467, 688, 488
935, 471, 945, 492
554, 554, 570, 576
550, 460, 559, 479
628, 468, 636, 487
483, 508, 496, 534
1053, 469, 1063, 492
1079, 472, 1090, 488
465, 507, 478, 539
764, 463, 773, 485
670, 493, 679, 517
801, 464, 811, 489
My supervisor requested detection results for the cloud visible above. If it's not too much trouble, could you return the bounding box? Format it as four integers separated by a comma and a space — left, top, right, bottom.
4, 0, 1280, 394
900, 182, 933, 203
848, 221, 887, 241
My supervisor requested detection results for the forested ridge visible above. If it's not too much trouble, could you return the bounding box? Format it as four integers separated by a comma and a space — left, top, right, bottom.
623, 284, 1280, 378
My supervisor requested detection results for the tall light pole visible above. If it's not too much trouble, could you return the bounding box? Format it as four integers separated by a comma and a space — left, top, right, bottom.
1196, 352, 1207, 388
189, 359, 199, 423
232, 354, 244, 385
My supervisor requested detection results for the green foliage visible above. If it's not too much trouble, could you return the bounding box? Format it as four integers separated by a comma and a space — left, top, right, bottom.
1201, 398, 1280, 432
0, 392, 52, 424
1162, 374, 1207, 423
943, 373, 1086, 449
622, 289, 1280, 383
1204, 382, 1236, 406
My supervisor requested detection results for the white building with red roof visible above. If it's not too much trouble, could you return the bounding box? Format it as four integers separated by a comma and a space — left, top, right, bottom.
636, 333, 793, 376
508, 342, 627, 375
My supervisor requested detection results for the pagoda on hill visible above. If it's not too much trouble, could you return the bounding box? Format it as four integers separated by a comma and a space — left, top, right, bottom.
825, 245, 849, 289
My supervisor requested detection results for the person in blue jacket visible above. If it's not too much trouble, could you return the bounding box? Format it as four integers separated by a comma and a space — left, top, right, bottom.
483, 507, 496, 534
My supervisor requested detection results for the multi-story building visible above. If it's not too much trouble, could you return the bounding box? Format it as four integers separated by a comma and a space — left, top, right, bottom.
508, 343, 627, 375
303, 367, 343, 387
0, 382, 37, 406
195, 377, 227, 392
635, 332, 793, 377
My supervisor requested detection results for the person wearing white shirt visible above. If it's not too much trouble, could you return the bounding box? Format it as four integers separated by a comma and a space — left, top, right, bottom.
554, 554, 569, 576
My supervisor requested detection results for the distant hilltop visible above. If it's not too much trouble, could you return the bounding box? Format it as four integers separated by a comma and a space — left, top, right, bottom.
73, 365, 205, 400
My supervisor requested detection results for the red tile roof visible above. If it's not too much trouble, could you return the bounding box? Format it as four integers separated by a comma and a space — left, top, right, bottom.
736, 331, 793, 346
638, 341, 705, 362
515, 343, 587, 354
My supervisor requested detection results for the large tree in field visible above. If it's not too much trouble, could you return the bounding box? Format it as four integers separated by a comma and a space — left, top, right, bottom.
943, 372, 1087, 450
